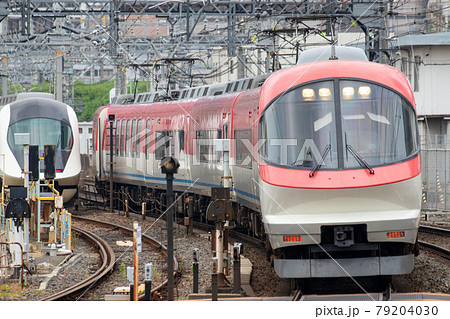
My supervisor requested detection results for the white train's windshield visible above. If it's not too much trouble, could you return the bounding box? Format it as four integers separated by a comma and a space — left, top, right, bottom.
259, 80, 419, 171
8, 118, 73, 151
7, 118, 73, 171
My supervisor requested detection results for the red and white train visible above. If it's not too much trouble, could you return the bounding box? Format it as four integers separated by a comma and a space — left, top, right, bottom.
93, 47, 421, 278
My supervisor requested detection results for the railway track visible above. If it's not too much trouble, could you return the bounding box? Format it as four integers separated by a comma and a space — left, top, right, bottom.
71, 215, 178, 301
40, 226, 115, 301
418, 225, 450, 261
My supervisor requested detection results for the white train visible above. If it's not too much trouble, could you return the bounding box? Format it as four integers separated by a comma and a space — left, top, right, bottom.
0, 93, 81, 202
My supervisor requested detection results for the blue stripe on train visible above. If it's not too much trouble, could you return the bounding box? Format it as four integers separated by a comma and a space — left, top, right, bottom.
99, 170, 260, 201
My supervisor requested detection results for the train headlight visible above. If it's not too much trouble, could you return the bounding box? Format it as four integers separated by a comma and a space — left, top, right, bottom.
342, 87, 355, 99
302, 88, 315, 100
358, 86, 371, 98
318, 88, 331, 100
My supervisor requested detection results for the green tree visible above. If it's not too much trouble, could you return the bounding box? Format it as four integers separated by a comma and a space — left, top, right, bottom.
74, 80, 115, 121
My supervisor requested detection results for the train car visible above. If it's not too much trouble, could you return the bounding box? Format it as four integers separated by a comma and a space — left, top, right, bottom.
0, 93, 81, 203
94, 46, 421, 279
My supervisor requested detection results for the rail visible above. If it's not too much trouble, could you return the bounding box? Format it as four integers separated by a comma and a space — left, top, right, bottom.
72, 215, 178, 301
41, 226, 116, 301
418, 225, 450, 261
419, 225, 450, 237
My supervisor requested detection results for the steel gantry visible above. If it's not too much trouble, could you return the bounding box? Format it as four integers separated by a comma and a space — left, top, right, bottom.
0, 1, 413, 100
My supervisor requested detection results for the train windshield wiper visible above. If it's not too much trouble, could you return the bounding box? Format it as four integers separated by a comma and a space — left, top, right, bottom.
309, 144, 331, 178
346, 144, 375, 175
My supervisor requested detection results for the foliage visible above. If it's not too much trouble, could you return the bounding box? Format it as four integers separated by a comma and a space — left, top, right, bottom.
119, 263, 126, 278
74, 80, 115, 122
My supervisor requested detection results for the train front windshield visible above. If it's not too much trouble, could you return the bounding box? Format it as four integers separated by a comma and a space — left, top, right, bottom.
259, 80, 419, 170
7, 118, 73, 170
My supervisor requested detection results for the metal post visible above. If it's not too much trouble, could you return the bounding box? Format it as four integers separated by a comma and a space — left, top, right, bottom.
166, 172, 174, 301
133, 221, 139, 301
144, 280, 152, 301
188, 196, 194, 235
193, 248, 199, 293
144, 263, 153, 301
127, 266, 134, 301
211, 257, 218, 301
142, 202, 146, 220
23, 144, 29, 261
55, 52, 63, 102
160, 156, 179, 301
232, 243, 242, 294
125, 199, 129, 217
216, 222, 225, 286
1, 57, 7, 97
185, 0, 190, 41
130, 284, 134, 301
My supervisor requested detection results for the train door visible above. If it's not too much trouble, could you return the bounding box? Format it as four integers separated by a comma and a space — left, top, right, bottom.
95, 107, 109, 181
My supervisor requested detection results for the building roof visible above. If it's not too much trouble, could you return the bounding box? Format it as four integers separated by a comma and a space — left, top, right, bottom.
396, 32, 450, 46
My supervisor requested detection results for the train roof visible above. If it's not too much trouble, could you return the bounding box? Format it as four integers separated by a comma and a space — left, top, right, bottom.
0, 92, 54, 107
260, 59, 415, 112
112, 73, 271, 106
297, 46, 368, 64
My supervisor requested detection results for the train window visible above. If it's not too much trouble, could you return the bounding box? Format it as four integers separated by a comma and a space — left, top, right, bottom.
260, 79, 419, 171
131, 119, 136, 158
226, 83, 232, 93
233, 82, 239, 91
155, 130, 184, 160
259, 81, 338, 169
223, 124, 228, 139
7, 118, 73, 170
203, 87, 209, 96
125, 119, 130, 156
195, 129, 222, 163
115, 120, 120, 156
120, 119, 125, 157
340, 80, 418, 168
136, 119, 141, 158
145, 119, 150, 160
234, 129, 252, 169
247, 79, 253, 89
